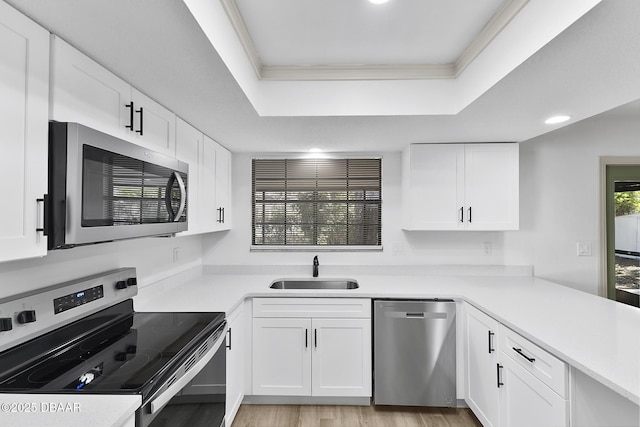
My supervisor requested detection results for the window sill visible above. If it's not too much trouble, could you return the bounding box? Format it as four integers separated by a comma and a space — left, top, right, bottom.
250, 245, 383, 252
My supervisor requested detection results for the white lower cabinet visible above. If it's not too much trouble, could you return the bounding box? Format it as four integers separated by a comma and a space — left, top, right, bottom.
226, 303, 246, 427
465, 303, 568, 427
499, 352, 568, 427
251, 298, 371, 398
252, 317, 312, 396
466, 303, 500, 427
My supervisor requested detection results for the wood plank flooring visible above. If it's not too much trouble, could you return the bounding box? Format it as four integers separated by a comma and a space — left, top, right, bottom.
232, 404, 483, 427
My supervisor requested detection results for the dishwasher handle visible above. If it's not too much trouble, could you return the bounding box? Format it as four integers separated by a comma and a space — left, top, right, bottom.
384, 311, 448, 319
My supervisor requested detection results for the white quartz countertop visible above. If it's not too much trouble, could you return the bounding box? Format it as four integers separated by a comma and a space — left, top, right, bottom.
134, 267, 640, 406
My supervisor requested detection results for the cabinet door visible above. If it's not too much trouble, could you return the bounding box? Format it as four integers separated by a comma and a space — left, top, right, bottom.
226, 305, 245, 427
311, 318, 371, 397
50, 36, 131, 141
0, 3, 49, 262
131, 88, 176, 157
402, 144, 465, 230
199, 135, 218, 232
252, 318, 311, 396
464, 144, 519, 230
499, 352, 568, 427
214, 142, 232, 231
176, 118, 202, 234
466, 304, 500, 427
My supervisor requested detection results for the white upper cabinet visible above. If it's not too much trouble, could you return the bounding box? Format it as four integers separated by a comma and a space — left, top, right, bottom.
175, 120, 232, 235
50, 36, 176, 157
0, 2, 49, 262
176, 118, 202, 234
213, 141, 232, 231
130, 88, 176, 156
402, 143, 519, 230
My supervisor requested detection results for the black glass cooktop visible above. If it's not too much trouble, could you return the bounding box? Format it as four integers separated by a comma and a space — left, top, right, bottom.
0, 300, 224, 398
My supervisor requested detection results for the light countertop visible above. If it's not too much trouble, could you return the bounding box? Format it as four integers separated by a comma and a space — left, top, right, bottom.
134, 266, 640, 407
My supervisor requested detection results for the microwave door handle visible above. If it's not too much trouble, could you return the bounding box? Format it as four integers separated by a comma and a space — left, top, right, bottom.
165, 172, 186, 222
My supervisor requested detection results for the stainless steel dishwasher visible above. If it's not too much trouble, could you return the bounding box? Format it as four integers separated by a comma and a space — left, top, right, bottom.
373, 299, 456, 407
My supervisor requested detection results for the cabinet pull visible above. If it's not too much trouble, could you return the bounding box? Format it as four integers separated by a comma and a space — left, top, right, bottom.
497, 363, 504, 388
221, 207, 225, 223
468, 206, 472, 223
305, 329, 308, 348
125, 102, 134, 131
314, 329, 317, 348
488, 331, 495, 353
226, 328, 232, 350
135, 106, 144, 135
512, 347, 535, 363
459, 207, 464, 223
36, 196, 47, 235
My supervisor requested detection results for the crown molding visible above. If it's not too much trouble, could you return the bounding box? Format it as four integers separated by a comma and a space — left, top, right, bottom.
221, 0, 529, 81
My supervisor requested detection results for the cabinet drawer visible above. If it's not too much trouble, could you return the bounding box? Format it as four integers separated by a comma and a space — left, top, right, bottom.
499, 325, 567, 398
253, 298, 371, 318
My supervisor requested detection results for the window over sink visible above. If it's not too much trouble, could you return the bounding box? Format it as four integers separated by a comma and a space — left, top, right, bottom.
251, 158, 382, 250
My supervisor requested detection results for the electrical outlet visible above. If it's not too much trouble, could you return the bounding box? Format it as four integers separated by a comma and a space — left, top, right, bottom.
392, 244, 405, 256
483, 242, 493, 255
173, 247, 180, 263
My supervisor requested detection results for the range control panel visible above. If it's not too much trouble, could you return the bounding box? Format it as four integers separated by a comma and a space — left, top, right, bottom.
54, 285, 104, 314
0, 268, 137, 353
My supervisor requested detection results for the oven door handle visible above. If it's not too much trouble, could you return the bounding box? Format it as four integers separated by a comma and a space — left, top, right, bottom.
149, 324, 227, 415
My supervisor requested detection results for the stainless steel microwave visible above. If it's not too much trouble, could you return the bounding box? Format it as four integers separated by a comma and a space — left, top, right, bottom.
46, 122, 188, 249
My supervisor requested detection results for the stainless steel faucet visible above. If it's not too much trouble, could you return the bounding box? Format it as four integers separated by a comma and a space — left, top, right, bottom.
313, 255, 319, 277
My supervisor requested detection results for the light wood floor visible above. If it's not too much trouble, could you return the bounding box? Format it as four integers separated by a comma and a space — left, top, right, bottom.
232, 404, 483, 427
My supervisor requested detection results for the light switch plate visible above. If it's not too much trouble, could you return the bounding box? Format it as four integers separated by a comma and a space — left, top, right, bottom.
576, 242, 592, 257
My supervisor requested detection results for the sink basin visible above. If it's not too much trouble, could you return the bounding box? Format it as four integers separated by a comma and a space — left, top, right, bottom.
269, 279, 359, 290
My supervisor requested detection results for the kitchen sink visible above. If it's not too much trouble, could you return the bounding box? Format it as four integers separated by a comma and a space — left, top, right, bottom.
269, 279, 359, 290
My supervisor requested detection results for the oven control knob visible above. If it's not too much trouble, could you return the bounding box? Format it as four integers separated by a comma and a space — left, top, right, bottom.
114, 352, 127, 362
0, 317, 12, 331
115, 280, 128, 290
126, 278, 137, 287
126, 345, 137, 354
17, 310, 36, 324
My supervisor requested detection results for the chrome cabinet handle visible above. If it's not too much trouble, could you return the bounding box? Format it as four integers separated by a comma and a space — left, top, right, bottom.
497, 363, 504, 388
226, 328, 232, 350
459, 207, 464, 223
468, 206, 472, 223
512, 347, 535, 363
305, 329, 308, 348
488, 331, 495, 353
314, 329, 317, 348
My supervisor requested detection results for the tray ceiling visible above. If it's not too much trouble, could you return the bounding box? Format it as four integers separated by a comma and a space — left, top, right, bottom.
223, 0, 527, 80
185, 0, 602, 116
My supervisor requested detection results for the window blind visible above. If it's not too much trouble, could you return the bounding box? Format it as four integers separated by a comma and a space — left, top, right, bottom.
252, 158, 382, 246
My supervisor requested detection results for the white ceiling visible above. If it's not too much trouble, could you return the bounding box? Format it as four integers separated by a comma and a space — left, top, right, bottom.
4, 0, 640, 152
234, 0, 507, 66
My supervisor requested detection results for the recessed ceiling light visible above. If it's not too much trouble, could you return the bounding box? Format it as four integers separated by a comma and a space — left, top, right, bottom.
368, 0, 390, 4
545, 115, 571, 125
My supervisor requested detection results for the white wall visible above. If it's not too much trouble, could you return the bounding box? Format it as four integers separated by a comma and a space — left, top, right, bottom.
0, 234, 203, 300
203, 107, 640, 296
504, 109, 640, 294
201, 151, 515, 267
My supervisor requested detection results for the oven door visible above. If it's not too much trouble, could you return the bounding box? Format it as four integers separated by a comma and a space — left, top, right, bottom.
137, 323, 227, 427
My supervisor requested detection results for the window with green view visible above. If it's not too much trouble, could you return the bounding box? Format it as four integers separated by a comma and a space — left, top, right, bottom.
252, 158, 382, 247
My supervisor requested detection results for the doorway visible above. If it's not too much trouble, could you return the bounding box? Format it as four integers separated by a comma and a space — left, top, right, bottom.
605, 165, 640, 307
